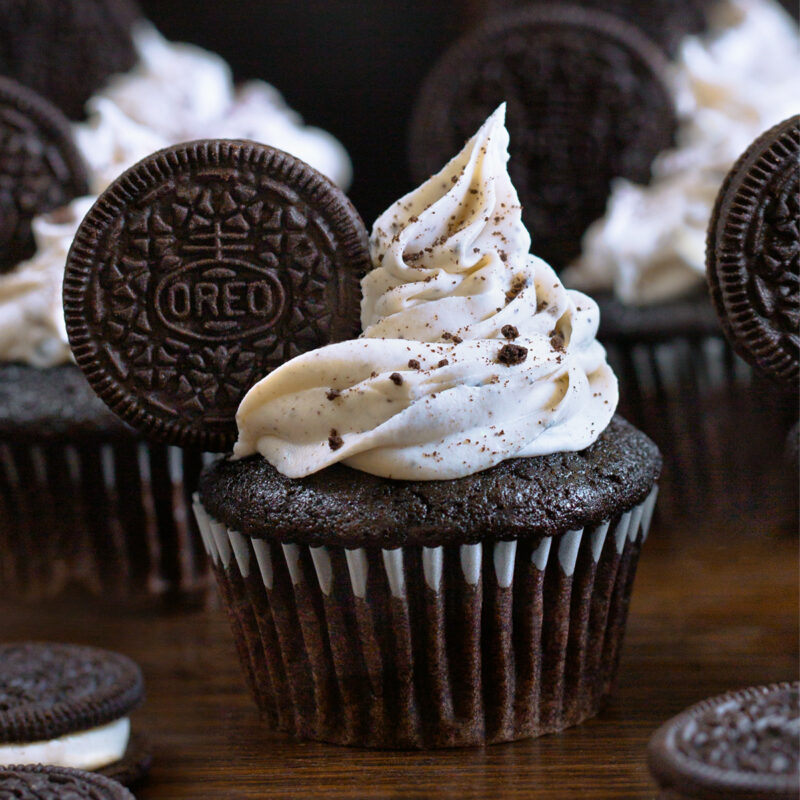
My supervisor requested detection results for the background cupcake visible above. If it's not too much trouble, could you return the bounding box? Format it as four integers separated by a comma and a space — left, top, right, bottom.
0, 2, 354, 604
407, 0, 799, 518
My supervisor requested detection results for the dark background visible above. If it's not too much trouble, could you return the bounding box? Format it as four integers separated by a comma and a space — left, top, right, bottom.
139, 0, 799, 226
139, 0, 463, 225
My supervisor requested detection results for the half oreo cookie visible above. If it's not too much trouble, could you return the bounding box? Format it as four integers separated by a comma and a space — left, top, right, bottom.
0, 76, 88, 272
409, 4, 677, 270
64, 140, 369, 452
0, 0, 140, 120
0, 765, 134, 799
0, 643, 150, 786
648, 682, 799, 800
706, 115, 799, 391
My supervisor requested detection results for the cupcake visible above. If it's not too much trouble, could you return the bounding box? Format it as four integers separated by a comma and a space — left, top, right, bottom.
0, 17, 353, 604
193, 107, 662, 746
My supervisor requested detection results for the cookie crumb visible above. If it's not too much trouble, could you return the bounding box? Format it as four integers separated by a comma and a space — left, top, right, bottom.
437, 358, 449, 368
389, 372, 403, 386
328, 430, 343, 450
497, 343, 528, 365
501, 324, 519, 340
549, 331, 565, 352
326, 389, 341, 401
408, 359, 421, 370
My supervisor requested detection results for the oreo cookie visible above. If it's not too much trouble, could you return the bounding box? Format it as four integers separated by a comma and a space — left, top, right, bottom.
469, 0, 710, 56
0, 0, 140, 120
409, 4, 677, 271
0, 76, 88, 272
64, 140, 369, 452
648, 683, 800, 800
706, 115, 799, 392
0, 643, 149, 786
0, 765, 134, 799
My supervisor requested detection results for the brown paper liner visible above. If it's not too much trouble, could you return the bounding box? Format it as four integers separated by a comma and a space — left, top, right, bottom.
0, 439, 211, 606
195, 487, 658, 748
605, 336, 795, 519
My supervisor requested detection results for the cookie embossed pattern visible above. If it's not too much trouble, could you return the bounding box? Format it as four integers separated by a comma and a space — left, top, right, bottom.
65, 140, 367, 452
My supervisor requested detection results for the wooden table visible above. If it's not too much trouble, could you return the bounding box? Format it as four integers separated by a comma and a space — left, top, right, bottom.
1, 502, 796, 799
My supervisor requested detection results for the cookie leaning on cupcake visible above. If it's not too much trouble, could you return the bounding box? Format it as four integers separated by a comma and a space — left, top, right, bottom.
65, 106, 662, 747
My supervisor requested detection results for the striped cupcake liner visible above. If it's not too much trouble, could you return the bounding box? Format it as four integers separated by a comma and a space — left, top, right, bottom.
0, 438, 212, 605
194, 485, 658, 748
605, 336, 794, 519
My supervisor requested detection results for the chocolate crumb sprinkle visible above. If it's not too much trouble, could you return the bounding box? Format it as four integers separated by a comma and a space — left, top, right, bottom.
437, 359, 450, 368
328, 430, 343, 450
408, 359, 421, 370
326, 389, 341, 401
501, 324, 519, 340
550, 331, 566, 352
497, 343, 528, 366
389, 372, 403, 386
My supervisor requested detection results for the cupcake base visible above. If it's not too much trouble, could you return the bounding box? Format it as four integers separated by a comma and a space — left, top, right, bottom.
194, 486, 657, 748
0, 363, 212, 605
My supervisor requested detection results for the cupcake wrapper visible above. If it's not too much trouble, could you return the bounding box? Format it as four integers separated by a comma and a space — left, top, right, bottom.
605, 336, 794, 518
194, 486, 658, 748
0, 439, 211, 604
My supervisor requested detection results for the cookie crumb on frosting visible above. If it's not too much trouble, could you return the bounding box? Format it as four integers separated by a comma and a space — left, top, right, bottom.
497, 343, 528, 365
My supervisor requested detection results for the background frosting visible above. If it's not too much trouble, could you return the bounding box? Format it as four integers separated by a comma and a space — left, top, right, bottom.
564, 0, 800, 305
235, 106, 617, 480
0, 23, 352, 367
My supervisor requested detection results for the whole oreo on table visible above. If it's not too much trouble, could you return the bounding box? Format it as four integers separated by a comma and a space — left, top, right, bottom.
0, 0, 140, 121
0, 76, 88, 272
648, 682, 800, 800
64, 140, 369, 452
0, 643, 150, 787
408, 4, 677, 271
706, 115, 799, 392
0, 765, 134, 799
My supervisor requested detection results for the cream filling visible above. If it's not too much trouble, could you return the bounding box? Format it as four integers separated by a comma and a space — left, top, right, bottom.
0, 717, 130, 771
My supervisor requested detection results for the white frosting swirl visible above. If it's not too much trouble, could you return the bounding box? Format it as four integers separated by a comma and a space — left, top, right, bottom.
0, 23, 352, 366
564, 0, 800, 305
235, 106, 617, 480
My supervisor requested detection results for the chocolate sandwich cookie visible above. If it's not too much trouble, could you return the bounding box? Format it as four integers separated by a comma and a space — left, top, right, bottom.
707, 115, 799, 392
648, 682, 800, 800
0, 643, 149, 786
0, 0, 140, 120
0, 765, 134, 799
64, 140, 369, 452
409, 4, 676, 271
0, 77, 88, 272
468, 0, 710, 56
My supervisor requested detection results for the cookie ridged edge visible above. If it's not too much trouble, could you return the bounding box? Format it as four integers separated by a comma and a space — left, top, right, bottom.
0, 643, 144, 745
706, 115, 800, 391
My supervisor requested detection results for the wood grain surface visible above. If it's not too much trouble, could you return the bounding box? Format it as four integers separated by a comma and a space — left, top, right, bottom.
1, 503, 796, 799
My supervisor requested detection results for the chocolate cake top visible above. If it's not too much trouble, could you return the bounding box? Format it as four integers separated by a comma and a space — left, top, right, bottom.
199, 415, 661, 548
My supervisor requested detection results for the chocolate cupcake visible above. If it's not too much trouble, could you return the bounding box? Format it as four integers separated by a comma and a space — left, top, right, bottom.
0, 15, 355, 604
191, 107, 662, 746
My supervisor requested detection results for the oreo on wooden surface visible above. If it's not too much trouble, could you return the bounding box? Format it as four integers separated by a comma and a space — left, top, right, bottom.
0, 76, 88, 272
64, 140, 369, 452
648, 682, 799, 800
707, 115, 799, 392
0, 765, 134, 800
409, 4, 677, 271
